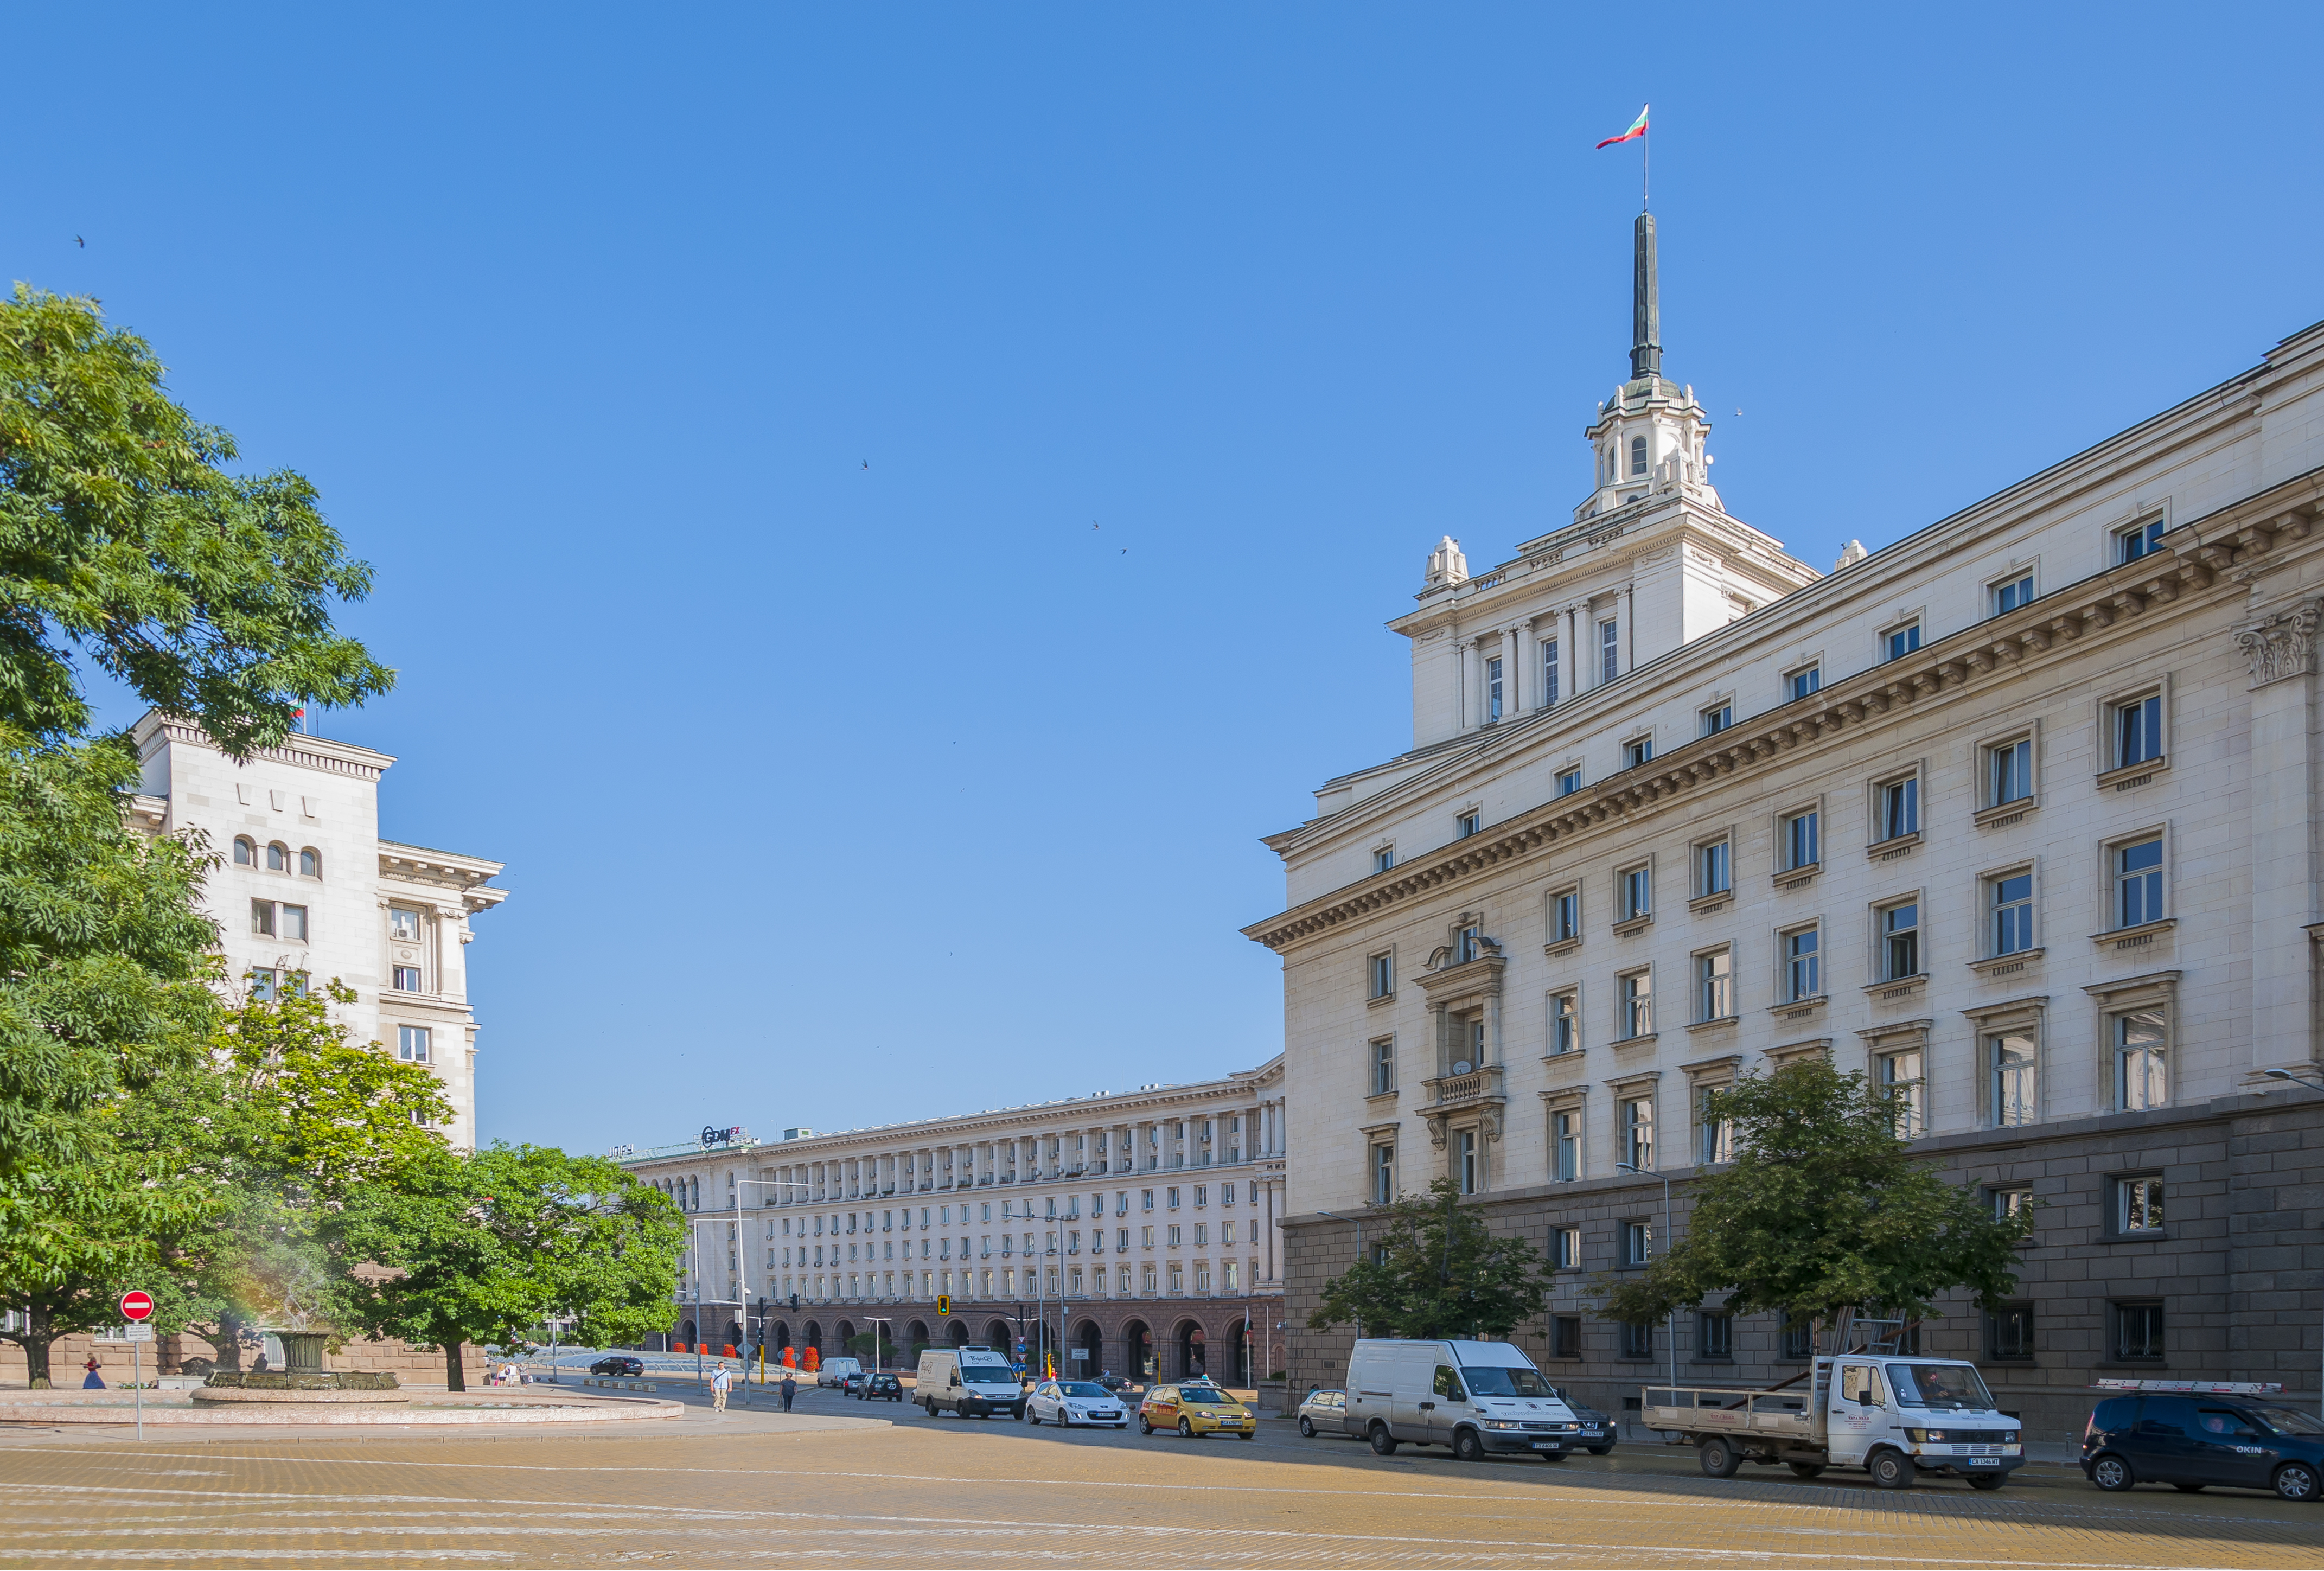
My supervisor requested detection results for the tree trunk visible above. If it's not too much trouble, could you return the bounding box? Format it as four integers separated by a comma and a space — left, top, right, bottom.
22, 1304, 54, 1388
444, 1340, 465, 1393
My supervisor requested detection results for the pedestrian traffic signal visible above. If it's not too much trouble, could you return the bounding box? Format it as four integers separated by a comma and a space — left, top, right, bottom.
936, 1294, 951, 1315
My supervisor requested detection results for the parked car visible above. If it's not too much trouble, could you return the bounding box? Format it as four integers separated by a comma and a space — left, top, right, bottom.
839, 1370, 872, 1397
1297, 1388, 1349, 1439
2083, 1389, 2324, 1500
862, 1372, 904, 1402
1140, 1383, 1256, 1440
816, 1357, 862, 1390
589, 1357, 645, 1377
1027, 1379, 1129, 1428
1344, 1338, 1591, 1463
1095, 1373, 1134, 1394
1548, 1389, 1617, 1455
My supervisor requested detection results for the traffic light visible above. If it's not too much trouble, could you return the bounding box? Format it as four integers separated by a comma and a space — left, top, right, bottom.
936, 1294, 952, 1315
788, 1294, 800, 1313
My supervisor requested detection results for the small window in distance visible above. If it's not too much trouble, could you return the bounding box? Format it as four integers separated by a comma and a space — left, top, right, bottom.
1783, 925, 1821, 1001
1621, 1320, 1655, 1359
392, 965, 422, 992
2114, 837, 2165, 928
1456, 1129, 1478, 1195
1548, 990, 1578, 1056
2113, 1301, 2164, 1362
1878, 899, 1920, 980
1369, 1038, 1394, 1096
248, 968, 276, 1002
1985, 1302, 2034, 1361
1371, 1143, 1394, 1204
1787, 664, 1821, 701
265, 842, 288, 871
1556, 767, 1583, 798
1553, 1227, 1581, 1269
1988, 737, 2033, 806
1989, 1034, 2036, 1126
1696, 838, 1731, 897
1877, 1048, 1925, 1138
1699, 1311, 1734, 1359
1600, 620, 1620, 684
2118, 1175, 2165, 1233
1876, 773, 1919, 840
1457, 810, 1481, 839
279, 904, 308, 942
1699, 1087, 1733, 1165
389, 908, 422, 942
1695, 949, 1732, 1022
397, 1025, 431, 1064
1372, 846, 1394, 874
1781, 1320, 1814, 1361
251, 898, 275, 937
1549, 887, 1580, 944
1991, 572, 2035, 615
1141, 1190, 1153, 1210
1884, 622, 1921, 662
1622, 1096, 1655, 1168
1167, 1186, 1180, 1208
1486, 655, 1504, 724
1618, 865, 1651, 922
1552, 1109, 1581, 1179
1368, 952, 1394, 1000
2113, 693, 2164, 769
1990, 1184, 2034, 1221
1699, 701, 1731, 737
1782, 807, 1820, 870
233, 837, 255, 866
1622, 735, 1653, 769
1552, 1315, 1582, 1359
1540, 638, 1561, 707
1629, 435, 1648, 477
2116, 516, 2166, 563
299, 847, 320, 877
1622, 1218, 1653, 1266
1990, 872, 2034, 956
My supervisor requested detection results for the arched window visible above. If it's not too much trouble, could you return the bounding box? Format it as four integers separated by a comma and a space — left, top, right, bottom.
266, 842, 288, 872
1629, 435, 1648, 477
299, 847, 320, 878
233, 837, 255, 866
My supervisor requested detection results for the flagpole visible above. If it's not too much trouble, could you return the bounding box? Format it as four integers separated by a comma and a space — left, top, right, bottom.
1643, 123, 1649, 213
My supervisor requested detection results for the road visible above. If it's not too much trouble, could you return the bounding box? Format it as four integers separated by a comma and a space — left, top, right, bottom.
5, 1382, 2322, 1568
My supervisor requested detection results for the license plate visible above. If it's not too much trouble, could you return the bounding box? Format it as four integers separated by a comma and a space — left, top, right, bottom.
1968, 1458, 1999, 1467
1531, 1441, 1566, 1450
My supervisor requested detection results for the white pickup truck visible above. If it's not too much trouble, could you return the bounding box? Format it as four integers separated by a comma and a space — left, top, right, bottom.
1641, 1352, 2024, 1489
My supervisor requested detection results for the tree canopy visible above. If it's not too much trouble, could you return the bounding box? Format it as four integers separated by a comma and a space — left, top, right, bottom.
1597, 1059, 2032, 1336
1307, 1178, 1552, 1341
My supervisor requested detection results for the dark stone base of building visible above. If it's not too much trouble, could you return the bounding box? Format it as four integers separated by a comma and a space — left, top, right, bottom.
1282, 1090, 2324, 1446
656, 1295, 1289, 1387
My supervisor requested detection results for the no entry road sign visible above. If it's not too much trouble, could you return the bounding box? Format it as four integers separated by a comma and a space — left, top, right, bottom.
119, 1290, 155, 1322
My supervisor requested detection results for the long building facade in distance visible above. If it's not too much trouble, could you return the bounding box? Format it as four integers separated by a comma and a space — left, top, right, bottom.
1244, 216, 2324, 1441
619, 1059, 1287, 1384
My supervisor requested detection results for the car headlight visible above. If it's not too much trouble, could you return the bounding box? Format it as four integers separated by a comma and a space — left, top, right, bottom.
1484, 1421, 1524, 1430
1905, 1429, 1949, 1445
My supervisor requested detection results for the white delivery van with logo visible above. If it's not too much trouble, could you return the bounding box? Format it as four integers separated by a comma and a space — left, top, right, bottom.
1342, 1339, 1601, 1462
815, 1356, 861, 1389
917, 1346, 1025, 1420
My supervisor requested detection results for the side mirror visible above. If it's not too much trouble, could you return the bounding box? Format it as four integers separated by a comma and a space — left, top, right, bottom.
1854, 1389, 1875, 1407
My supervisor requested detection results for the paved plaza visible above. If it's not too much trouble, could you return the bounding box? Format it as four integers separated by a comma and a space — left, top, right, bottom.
7, 1384, 2324, 1569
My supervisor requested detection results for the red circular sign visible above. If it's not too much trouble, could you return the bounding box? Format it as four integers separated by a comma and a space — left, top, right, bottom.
119, 1291, 154, 1323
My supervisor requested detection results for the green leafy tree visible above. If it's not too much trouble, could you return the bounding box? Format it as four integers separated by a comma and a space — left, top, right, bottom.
322, 1144, 685, 1390
1597, 1058, 2033, 1338
1307, 1178, 1552, 1340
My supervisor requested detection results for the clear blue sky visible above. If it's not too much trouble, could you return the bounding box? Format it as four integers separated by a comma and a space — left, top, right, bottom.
5, 5, 2317, 1154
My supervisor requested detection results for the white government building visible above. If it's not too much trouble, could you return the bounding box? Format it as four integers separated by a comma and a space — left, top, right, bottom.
1245, 212, 2324, 1433
131, 711, 509, 1141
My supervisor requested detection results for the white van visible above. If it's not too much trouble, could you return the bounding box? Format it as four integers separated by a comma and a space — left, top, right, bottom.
1342, 1338, 1601, 1462
916, 1346, 1025, 1420
815, 1356, 862, 1389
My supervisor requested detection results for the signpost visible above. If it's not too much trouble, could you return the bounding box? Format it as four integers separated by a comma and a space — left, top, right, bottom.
119, 1291, 154, 1441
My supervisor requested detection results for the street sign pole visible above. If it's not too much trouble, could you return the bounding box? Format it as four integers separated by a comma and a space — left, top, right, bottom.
119, 1290, 156, 1442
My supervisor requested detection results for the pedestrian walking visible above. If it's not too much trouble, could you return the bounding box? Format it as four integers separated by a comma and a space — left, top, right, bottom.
711, 1364, 731, 1413
82, 1356, 105, 1390
780, 1370, 796, 1412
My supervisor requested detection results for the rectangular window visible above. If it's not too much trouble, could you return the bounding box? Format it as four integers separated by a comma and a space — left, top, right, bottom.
397, 1025, 431, 1064
1619, 972, 1652, 1039
2113, 1301, 2165, 1362
1628, 435, 1648, 477
1989, 1033, 2036, 1126
1695, 949, 1732, 1022
1166, 1225, 1182, 1247
1988, 738, 2034, 806
247, 968, 276, 1002
1787, 663, 1821, 701
1878, 900, 1921, 980
1990, 871, 2034, 955
1991, 572, 2035, 615
2115, 1011, 2167, 1109
1621, 1320, 1654, 1359
1621, 735, 1653, 769
392, 964, 422, 992
1696, 838, 1731, 897
1552, 1110, 1580, 1181
1556, 767, 1583, 797
1698, 1312, 1734, 1359
1370, 1038, 1395, 1096
1600, 620, 1620, 684
1622, 1098, 1655, 1171
251, 898, 275, 937
389, 908, 422, 942
2118, 1175, 2165, 1235
1699, 701, 1731, 737
1548, 990, 1578, 1057
1876, 774, 1920, 841
2114, 693, 2164, 769
1698, 1087, 1733, 1165
1622, 1218, 1652, 1266
1457, 1129, 1478, 1195
1884, 622, 1921, 661
1781, 1321, 1814, 1361
1541, 638, 1560, 707
2116, 516, 2166, 563
1553, 1227, 1581, 1268
1549, 887, 1580, 943
1457, 810, 1481, 839
1372, 1143, 1394, 1204
2114, 837, 2164, 928
1986, 1302, 2034, 1361
1782, 808, 1819, 871
279, 904, 308, 942
1783, 926, 1821, 1001
1552, 1315, 1582, 1359
1368, 952, 1394, 999
1878, 1049, 1925, 1138
1372, 846, 1394, 874
1991, 1185, 2033, 1221
1486, 656, 1504, 723
1619, 865, 1652, 922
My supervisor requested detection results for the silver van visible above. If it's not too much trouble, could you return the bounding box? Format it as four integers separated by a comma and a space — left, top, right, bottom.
916, 1345, 1025, 1420
1343, 1338, 1599, 1462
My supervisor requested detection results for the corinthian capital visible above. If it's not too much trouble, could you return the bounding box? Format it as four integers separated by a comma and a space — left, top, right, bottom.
2236, 598, 2324, 688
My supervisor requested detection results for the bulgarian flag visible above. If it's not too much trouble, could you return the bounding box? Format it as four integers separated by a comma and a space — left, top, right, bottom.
1596, 105, 1649, 149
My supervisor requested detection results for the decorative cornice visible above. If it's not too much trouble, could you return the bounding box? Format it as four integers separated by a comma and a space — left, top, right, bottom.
1242, 472, 2324, 954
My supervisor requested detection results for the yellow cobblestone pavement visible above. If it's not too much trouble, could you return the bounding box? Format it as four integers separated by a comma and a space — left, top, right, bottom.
8, 1404, 2324, 1569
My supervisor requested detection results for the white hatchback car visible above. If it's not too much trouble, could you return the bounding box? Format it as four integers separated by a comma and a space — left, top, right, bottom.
1025, 1378, 1130, 1429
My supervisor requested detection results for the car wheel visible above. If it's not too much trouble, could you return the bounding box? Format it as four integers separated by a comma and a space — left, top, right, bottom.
1453, 1428, 1486, 1464
2090, 1453, 2136, 1492
1967, 1474, 2007, 1491
1139, 1417, 1153, 1434
1026, 1408, 1038, 1424
2274, 1461, 2320, 1503
1179, 1417, 1194, 1438
1540, 1452, 1568, 1463
1369, 1422, 1400, 1457
1238, 1432, 1255, 1441
1868, 1449, 1917, 1490
1697, 1436, 1742, 1479
1787, 1462, 1825, 1480
1587, 1446, 1612, 1457
1299, 1417, 1316, 1438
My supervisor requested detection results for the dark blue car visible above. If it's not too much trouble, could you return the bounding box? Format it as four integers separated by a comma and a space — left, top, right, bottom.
2083, 1392, 2324, 1501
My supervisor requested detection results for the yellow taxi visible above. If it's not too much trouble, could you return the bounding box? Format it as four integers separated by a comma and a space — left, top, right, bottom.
1138, 1381, 1257, 1440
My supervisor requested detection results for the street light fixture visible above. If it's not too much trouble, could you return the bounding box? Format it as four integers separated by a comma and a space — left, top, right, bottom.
1617, 1161, 1679, 1400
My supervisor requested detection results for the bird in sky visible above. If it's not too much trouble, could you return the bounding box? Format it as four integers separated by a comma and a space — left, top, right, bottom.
74, 236, 84, 247
861, 460, 869, 469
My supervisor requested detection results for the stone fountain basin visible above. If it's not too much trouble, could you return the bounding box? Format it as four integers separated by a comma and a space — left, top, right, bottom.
190, 1385, 410, 1404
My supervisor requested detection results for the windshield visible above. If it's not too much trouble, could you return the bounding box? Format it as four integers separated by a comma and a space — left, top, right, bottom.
1462, 1366, 1559, 1398
961, 1362, 1016, 1383
1059, 1382, 1109, 1398
1887, 1363, 1995, 1410
1179, 1390, 1234, 1406
2257, 1406, 2324, 1436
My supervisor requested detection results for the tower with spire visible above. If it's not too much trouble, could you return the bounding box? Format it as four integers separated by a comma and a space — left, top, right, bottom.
1574, 212, 1720, 523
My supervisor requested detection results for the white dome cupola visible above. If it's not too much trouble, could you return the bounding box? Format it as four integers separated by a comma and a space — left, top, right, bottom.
1576, 212, 1720, 523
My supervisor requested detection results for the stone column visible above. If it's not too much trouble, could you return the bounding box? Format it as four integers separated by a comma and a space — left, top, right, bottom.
1504, 624, 1524, 716
2239, 598, 2323, 1071
1623, 582, 1636, 676
1460, 636, 1479, 729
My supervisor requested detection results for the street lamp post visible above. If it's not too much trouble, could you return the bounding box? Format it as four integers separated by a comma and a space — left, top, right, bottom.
1617, 1161, 1678, 1401
2263, 1067, 2324, 1418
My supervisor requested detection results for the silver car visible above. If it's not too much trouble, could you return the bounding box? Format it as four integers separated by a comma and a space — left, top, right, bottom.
1297, 1388, 1350, 1439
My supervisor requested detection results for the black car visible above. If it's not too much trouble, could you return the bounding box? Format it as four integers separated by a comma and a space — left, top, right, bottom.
2083, 1391, 2324, 1500
861, 1372, 904, 1402
589, 1356, 645, 1377
839, 1371, 870, 1397
1096, 1374, 1134, 1394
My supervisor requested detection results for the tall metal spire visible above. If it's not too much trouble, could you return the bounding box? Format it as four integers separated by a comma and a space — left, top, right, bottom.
1630, 212, 1661, 381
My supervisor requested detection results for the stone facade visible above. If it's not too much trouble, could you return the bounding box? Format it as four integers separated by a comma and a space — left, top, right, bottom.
1246, 220, 2324, 1442
620, 1061, 1288, 1382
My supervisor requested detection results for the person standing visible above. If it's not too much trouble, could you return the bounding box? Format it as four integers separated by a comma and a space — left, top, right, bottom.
82, 1356, 105, 1390
780, 1369, 797, 1413
711, 1364, 731, 1413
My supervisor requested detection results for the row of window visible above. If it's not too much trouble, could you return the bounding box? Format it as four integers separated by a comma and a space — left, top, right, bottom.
775, 1216, 1252, 1269
1533, 1300, 2160, 1365
662, 1182, 1253, 1220
233, 838, 321, 877
758, 1261, 1254, 1303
